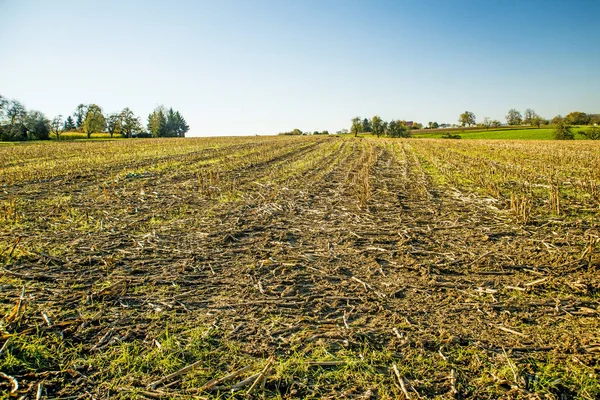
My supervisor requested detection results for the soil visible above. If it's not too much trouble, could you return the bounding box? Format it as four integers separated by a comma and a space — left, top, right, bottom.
1, 136, 598, 399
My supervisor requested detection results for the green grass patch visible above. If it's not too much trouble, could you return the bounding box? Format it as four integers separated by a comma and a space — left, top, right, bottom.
412, 127, 595, 140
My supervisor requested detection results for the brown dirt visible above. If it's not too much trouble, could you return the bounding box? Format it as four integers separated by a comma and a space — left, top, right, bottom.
0, 136, 598, 399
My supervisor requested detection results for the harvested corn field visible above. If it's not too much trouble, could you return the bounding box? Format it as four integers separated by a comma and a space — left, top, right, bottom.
1, 136, 599, 399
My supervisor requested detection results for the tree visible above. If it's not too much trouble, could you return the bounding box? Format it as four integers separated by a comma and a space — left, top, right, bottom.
106, 113, 123, 138
531, 115, 543, 128
458, 111, 476, 127
506, 109, 523, 125
351, 117, 362, 138
481, 117, 492, 130
2, 100, 28, 140
147, 106, 167, 138
278, 128, 303, 135
6, 100, 26, 127
0, 96, 5, 139
362, 118, 372, 133
25, 110, 50, 140
553, 117, 574, 140
51, 115, 63, 140
564, 111, 589, 125
150, 107, 188, 138
163, 108, 176, 137
0, 95, 7, 120
120, 107, 142, 138
83, 104, 106, 138
63, 115, 76, 131
74, 104, 88, 130
371, 115, 384, 137
427, 121, 439, 129
523, 109, 538, 125
172, 111, 189, 137
387, 119, 409, 138
491, 119, 502, 128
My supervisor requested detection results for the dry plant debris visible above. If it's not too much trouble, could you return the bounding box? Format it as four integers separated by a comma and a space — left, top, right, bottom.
0, 136, 599, 399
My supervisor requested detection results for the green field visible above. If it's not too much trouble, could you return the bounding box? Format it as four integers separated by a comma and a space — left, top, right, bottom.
412, 127, 594, 140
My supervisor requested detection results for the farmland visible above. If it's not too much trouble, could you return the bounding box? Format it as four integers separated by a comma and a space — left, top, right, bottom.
411, 127, 595, 140
1, 136, 599, 399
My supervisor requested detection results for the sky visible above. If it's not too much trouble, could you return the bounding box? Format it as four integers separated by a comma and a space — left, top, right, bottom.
1, 0, 599, 136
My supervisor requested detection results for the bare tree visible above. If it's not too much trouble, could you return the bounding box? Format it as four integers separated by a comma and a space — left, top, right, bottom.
51, 115, 63, 140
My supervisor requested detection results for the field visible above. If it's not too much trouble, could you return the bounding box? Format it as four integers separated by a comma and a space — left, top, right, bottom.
1, 136, 599, 399
411, 127, 593, 140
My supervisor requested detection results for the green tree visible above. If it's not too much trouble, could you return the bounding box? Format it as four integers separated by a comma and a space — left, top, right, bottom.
0, 96, 6, 139
458, 111, 476, 127
164, 108, 177, 137
387, 119, 409, 138
51, 115, 63, 140
553, 117, 574, 140
531, 115, 543, 128
121, 107, 142, 138
74, 104, 88, 130
25, 110, 50, 140
173, 111, 189, 137
362, 118, 371, 132
371, 115, 384, 137
159, 108, 189, 137
106, 113, 123, 138
278, 128, 303, 135
491, 119, 502, 128
83, 104, 106, 138
351, 117, 362, 137
564, 111, 589, 125
147, 106, 167, 137
63, 115, 76, 131
506, 109, 523, 125
3, 100, 27, 140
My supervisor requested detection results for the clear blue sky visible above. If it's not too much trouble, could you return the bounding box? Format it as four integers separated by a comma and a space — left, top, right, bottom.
1, 0, 598, 136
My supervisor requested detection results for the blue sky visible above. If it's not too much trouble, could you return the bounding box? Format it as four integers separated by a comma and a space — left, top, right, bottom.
1, 0, 598, 136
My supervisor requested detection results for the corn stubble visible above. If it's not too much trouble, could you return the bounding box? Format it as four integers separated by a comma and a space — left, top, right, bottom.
0, 136, 598, 399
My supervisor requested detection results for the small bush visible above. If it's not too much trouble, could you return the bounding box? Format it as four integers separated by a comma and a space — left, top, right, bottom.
441, 133, 461, 139
579, 126, 600, 140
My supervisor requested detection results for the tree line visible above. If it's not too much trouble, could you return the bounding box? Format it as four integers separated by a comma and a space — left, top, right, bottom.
278, 128, 330, 135
457, 109, 600, 139
458, 109, 599, 129
350, 116, 415, 138
0, 95, 189, 141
